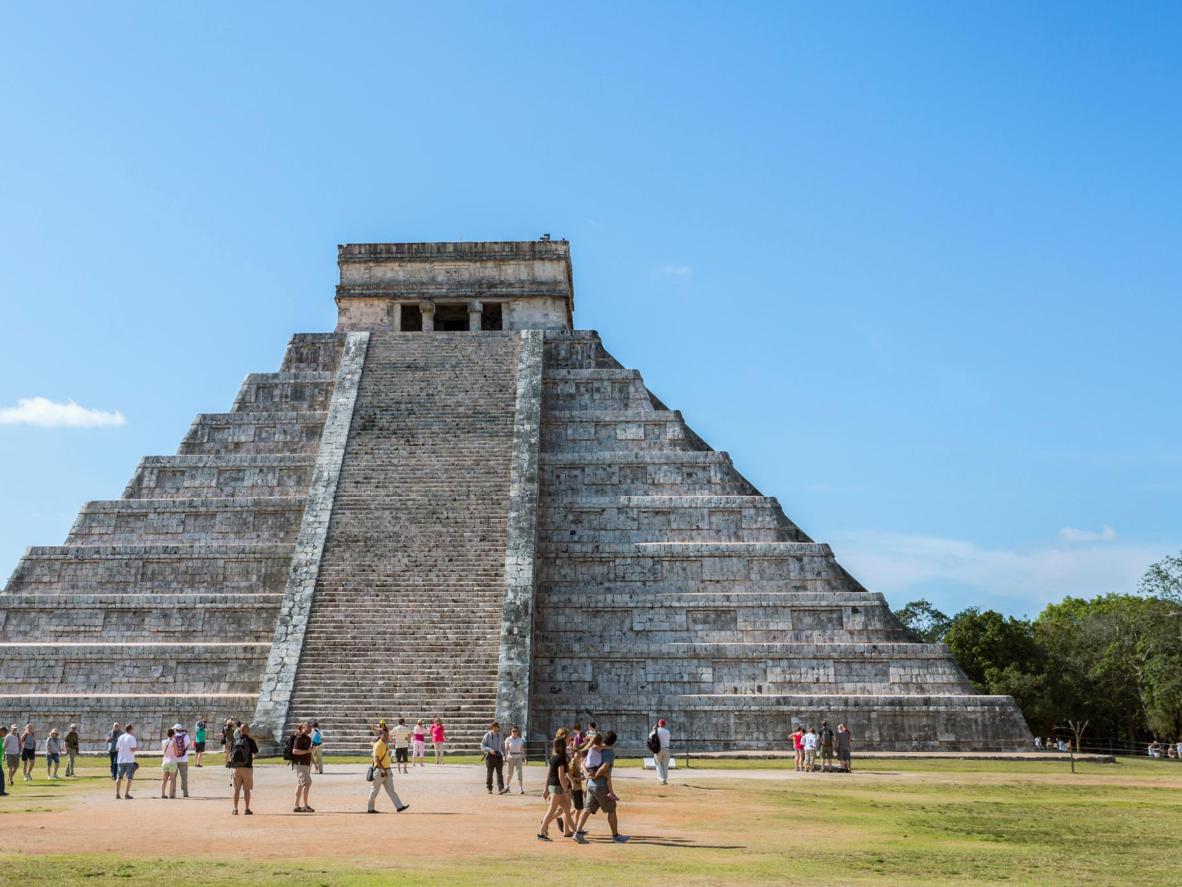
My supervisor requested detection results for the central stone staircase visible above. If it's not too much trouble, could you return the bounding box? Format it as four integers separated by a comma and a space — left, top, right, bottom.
282, 332, 520, 749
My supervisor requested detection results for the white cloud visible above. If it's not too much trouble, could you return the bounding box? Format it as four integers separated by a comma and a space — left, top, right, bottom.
829, 529, 1168, 614
1059, 524, 1116, 543
0, 397, 126, 429
655, 264, 694, 277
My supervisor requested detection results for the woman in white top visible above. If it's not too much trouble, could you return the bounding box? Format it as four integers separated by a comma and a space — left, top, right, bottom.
504, 725, 527, 794
160, 728, 179, 799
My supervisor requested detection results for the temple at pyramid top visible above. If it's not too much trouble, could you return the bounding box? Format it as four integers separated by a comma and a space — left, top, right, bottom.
335, 239, 574, 332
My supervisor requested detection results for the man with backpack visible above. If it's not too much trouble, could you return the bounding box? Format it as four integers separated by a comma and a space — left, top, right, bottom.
818, 720, 835, 773
288, 722, 315, 812
230, 723, 259, 815
648, 718, 672, 785
169, 723, 191, 798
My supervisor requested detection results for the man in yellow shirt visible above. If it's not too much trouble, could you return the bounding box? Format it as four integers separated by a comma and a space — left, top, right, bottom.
368, 725, 410, 814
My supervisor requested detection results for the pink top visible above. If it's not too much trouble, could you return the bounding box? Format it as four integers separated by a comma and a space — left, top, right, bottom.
430, 724, 445, 743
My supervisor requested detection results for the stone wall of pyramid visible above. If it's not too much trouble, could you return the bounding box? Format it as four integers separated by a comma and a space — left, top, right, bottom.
0, 335, 344, 748
528, 331, 1032, 751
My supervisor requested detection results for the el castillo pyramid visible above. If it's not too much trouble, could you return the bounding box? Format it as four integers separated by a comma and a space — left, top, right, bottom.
0, 240, 1031, 751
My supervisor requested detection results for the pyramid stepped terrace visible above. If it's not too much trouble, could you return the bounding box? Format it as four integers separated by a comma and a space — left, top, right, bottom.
0, 241, 1031, 751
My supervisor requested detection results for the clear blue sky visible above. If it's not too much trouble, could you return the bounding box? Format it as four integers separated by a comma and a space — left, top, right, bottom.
1, 3, 1178, 617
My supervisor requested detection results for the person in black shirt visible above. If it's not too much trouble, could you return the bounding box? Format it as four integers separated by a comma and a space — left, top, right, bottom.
537, 736, 574, 840
292, 722, 314, 813
231, 723, 260, 815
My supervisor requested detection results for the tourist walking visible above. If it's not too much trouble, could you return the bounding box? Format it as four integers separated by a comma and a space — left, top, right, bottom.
392, 718, 412, 774
431, 718, 446, 764
44, 729, 62, 779
480, 721, 506, 794
311, 722, 324, 774
64, 724, 79, 777
537, 735, 574, 840
160, 727, 179, 798
19, 724, 36, 781
106, 723, 122, 780
291, 721, 315, 813
194, 718, 207, 767
791, 725, 805, 771
367, 725, 410, 814
115, 724, 138, 799
819, 721, 835, 772
0, 726, 8, 796
170, 723, 191, 798
836, 724, 853, 773
802, 726, 818, 772
412, 719, 427, 767
3, 724, 19, 784
574, 731, 627, 843
504, 725, 527, 794
230, 723, 259, 815
650, 718, 672, 785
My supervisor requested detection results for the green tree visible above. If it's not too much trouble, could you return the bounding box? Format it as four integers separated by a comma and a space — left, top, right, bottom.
1036, 594, 1182, 742
943, 608, 1054, 731
892, 599, 952, 643
1138, 551, 1182, 603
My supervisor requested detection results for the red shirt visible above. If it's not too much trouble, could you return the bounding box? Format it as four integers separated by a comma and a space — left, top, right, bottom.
791, 730, 804, 751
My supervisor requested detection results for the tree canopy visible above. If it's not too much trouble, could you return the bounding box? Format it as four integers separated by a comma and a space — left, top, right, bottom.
892, 550, 1182, 744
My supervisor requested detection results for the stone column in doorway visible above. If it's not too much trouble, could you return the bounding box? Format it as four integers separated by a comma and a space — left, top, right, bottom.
419, 300, 435, 332
467, 300, 483, 332
390, 301, 402, 331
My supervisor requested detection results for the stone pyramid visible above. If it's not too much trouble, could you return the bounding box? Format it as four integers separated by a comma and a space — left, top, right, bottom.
0, 241, 1031, 752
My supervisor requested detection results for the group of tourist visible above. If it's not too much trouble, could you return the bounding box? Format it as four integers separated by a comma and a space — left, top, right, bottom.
370, 717, 448, 772
1146, 740, 1182, 759
790, 721, 853, 772
474, 718, 636, 843
3, 710, 662, 847
1, 723, 80, 790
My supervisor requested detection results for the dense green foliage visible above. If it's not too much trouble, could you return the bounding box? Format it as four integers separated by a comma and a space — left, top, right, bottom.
894, 552, 1182, 743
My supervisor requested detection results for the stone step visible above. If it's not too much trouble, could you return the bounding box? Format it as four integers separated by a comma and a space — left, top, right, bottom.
0, 642, 269, 694
280, 333, 345, 373
0, 593, 281, 642
281, 331, 519, 744
232, 372, 336, 413
6, 543, 291, 595
179, 411, 327, 456
124, 454, 315, 499
68, 496, 303, 545
0, 693, 260, 752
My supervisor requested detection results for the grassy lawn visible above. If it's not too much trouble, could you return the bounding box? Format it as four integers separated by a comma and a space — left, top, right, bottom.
2, 757, 1179, 885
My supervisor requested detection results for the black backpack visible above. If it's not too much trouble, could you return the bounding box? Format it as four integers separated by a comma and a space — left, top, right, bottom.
647, 729, 662, 754
231, 737, 249, 767
282, 733, 297, 763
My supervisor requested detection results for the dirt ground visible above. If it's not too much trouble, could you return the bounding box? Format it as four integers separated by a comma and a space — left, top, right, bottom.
14, 761, 773, 861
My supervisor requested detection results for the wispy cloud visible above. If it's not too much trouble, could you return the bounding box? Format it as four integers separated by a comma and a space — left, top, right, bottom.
0, 397, 126, 429
1059, 524, 1116, 543
655, 264, 694, 278
830, 529, 1168, 614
